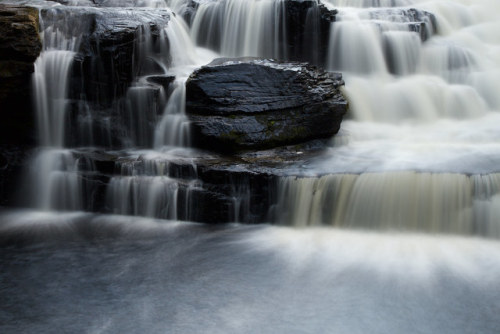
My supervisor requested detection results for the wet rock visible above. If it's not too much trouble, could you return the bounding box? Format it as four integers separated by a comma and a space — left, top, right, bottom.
31, 5, 172, 149
37, 7, 171, 107
284, 0, 337, 65
70, 140, 327, 223
369, 8, 437, 41
188, 0, 336, 66
0, 4, 41, 146
0, 145, 33, 207
185, 58, 347, 153
146, 75, 176, 92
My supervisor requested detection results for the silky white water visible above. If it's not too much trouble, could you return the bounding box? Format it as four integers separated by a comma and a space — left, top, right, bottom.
276, 172, 500, 236
154, 13, 217, 148
190, 0, 287, 58
272, 0, 500, 234
26, 0, 500, 234
2, 0, 500, 332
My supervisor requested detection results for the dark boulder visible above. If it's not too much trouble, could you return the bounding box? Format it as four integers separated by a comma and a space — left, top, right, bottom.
185, 58, 347, 153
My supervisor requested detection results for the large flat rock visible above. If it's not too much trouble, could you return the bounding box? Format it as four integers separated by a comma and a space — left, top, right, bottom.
185, 58, 347, 153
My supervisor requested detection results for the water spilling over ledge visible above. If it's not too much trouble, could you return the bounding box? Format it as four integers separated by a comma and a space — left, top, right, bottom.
1, 0, 500, 332
0, 0, 499, 231
275, 172, 500, 237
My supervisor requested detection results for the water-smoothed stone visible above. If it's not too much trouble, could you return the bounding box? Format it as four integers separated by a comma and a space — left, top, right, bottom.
186, 58, 347, 153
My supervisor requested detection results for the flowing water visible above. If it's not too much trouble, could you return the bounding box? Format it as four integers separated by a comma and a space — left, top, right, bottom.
1, 0, 500, 332
279, 0, 500, 236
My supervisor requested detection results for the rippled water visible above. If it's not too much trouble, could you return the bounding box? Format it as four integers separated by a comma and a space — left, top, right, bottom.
1, 211, 499, 333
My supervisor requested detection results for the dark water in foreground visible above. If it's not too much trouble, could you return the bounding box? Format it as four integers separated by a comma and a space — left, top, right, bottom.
1, 210, 499, 334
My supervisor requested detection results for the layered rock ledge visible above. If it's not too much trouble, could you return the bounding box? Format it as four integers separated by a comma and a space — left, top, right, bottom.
186, 58, 348, 153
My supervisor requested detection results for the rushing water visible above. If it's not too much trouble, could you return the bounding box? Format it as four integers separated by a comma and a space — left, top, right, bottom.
1, 0, 500, 332
276, 0, 500, 235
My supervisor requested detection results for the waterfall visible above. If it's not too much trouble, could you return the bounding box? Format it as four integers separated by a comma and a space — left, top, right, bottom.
28, 9, 83, 211
3, 0, 500, 332
267, 0, 500, 237
107, 176, 179, 219
154, 81, 190, 148
154, 14, 217, 148
275, 172, 500, 237
23, 0, 500, 232
190, 0, 287, 59
32, 8, 84, 148
33, 51, 75, 148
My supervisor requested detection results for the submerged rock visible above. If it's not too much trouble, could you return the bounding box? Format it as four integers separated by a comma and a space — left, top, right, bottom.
185, 58, 347, 153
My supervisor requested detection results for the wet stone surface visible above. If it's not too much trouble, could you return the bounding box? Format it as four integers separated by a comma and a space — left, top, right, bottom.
185, 58, 347, 153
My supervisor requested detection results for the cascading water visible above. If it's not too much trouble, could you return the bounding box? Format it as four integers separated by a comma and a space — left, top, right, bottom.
104, 11, 219, 220
28, 9, 84, 211
33, 50, 75, 147
2, 0, 500, 332
271, 0, 500, 236
190, 0, 287, 58
276, 172, 500, 236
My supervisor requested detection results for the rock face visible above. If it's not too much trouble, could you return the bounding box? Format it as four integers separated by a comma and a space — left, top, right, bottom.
0, 4, 41, 146
185, 58, 347, 153
0, 4, 41, 205
66, 141, 329, 224
284, 0, 336, 66
38, 7, 171, 107
35, 6, 171, 148
369, 8, 437, 41
186, 0, 336, 67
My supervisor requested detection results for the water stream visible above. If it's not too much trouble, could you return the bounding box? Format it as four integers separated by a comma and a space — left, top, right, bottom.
1, 0, 500, 332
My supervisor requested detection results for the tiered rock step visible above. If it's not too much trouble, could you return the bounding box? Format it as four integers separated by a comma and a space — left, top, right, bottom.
68, 141, 329, 224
